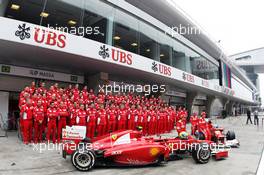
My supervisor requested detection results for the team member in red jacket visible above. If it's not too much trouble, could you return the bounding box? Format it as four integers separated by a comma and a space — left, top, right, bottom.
117, 104, 127, 130
97, 104, 107, 136
176, 118, 186, 135
148, 106, 156, 135
86, 103, 97, 139
190, 112, 199, 135
57, 101, 69, 142
46, 102, 58, 143
127, 105, 137, 130
76, 104, 87, 126
33, 100, 45, 143
20, 99, 33, 144
69, 102, 79, 126
107, 104, 117, 132
142, 106, 148, 135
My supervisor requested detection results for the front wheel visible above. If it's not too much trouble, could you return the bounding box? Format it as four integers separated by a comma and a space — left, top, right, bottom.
226, 131, 236, 140
71, 149, 96, 171
192, 143, 211, 164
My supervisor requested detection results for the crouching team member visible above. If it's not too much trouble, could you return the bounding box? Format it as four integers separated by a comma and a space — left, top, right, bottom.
57, 101, 69, 142
46, 102, 58, 143
86, 103, 97, 139
20, 99, 33, 144
33, 100, 45, 143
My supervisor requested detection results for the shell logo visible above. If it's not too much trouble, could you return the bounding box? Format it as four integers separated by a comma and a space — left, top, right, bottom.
111, 134, 118, 141
150, 147, 160, 157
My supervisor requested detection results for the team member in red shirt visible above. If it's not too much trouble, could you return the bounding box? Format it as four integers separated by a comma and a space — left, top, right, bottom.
142, 106, 148, 135
76, 104, 87, 126
97, 104, 107, 136
176, 118, 186, 135
190, 112, 199, 135
107, 104, 117, 132
117, 104, 127, 130
46, 102, 58, 143
20, 99, 33, 144
86, 103, 97, 139
33, 100, 45, 143
127, 105, 137, 130
148, 106, 156, 135
57, 101, 69, 142
69, 102, 79, 126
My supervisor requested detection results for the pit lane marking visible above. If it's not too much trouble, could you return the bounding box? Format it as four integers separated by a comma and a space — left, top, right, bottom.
256, 145, 264, 175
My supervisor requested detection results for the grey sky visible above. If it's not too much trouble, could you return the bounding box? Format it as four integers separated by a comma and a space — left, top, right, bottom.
172, 0, 264, 105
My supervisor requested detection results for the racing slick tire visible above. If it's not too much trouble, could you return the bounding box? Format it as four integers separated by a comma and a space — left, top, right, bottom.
226, 130, 236, 140
192, 143, 211, 164
71, 149, 96, 171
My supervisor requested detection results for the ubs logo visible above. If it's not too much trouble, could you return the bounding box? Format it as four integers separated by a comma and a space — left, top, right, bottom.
151, 61, 171, 76
15, 23, 31, 40
99, 45, 110, 59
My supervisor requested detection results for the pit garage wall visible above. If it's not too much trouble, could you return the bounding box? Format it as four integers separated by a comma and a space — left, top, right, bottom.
0, 17, 254, 103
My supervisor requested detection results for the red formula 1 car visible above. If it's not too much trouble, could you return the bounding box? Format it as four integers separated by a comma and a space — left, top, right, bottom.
62, 126, 229, 171
194, 119, 240, 148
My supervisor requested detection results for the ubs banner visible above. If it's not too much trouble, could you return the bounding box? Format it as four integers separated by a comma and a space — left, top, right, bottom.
0, 17, 252, 102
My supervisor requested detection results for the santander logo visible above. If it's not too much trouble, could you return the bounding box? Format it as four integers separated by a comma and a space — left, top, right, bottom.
34, 28, 66, 48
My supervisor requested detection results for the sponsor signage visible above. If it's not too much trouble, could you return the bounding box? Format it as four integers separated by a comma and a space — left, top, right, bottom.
0, 17, 251, 102
151, 61, 171, 76
15, 23, 66, 48
0, 64, 84, 83
99, 45, 133, 66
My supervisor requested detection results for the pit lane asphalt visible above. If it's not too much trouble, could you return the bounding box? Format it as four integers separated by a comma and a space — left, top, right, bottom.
0, 115, 264, 175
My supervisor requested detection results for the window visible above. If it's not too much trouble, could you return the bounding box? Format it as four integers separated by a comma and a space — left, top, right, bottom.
113, 9, 139, 54
139, 21, 158, 60
158, 32, 172, 65
41, 0, 84, 34
4, 0, 45, 25
83, 0, 114, 43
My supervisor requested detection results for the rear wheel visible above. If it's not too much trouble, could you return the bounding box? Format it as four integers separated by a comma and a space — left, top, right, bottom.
226, 131, 236, 140
192, 143, 211, 164
71, 149, 96, 171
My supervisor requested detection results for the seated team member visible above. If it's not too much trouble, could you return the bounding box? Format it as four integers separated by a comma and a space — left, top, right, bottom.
20, 98, 33, 144
33, 100, 45, 143
57, 101, 69, 142
46, 102, 58, 143
76, 104, 87, 126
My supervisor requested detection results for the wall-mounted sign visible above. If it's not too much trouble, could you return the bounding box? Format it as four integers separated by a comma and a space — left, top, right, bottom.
0, 64, 84, 84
